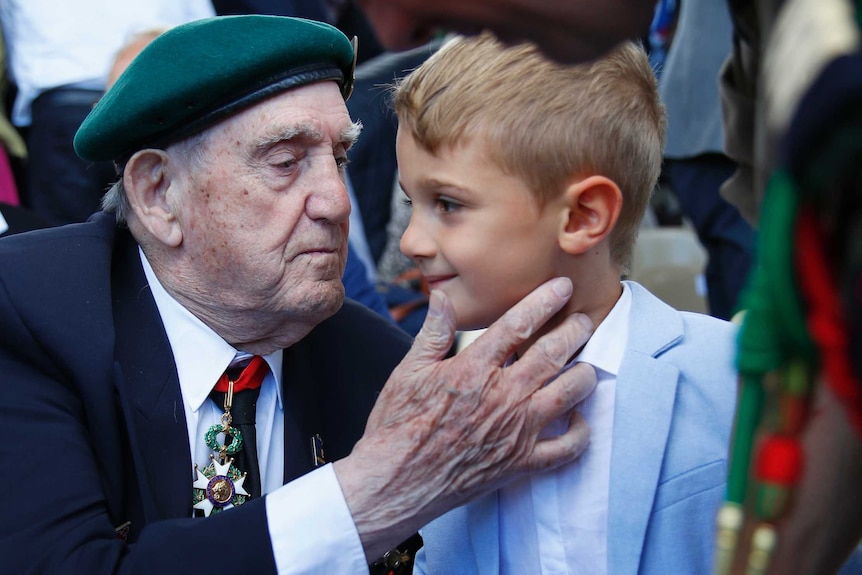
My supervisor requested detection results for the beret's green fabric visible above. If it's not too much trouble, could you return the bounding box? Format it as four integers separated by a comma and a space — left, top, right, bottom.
74, 15, 355, 162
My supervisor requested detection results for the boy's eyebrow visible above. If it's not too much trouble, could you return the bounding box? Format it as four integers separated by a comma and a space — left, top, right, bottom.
404, 175, 472, 195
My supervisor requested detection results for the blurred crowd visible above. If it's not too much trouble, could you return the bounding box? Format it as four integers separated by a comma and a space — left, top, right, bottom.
0, 0, 756, 329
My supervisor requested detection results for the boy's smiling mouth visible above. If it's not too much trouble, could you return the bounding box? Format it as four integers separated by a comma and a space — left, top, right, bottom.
422, 273, 457, 290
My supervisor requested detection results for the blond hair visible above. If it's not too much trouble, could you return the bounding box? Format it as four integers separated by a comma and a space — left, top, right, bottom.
392, 33, 666, 270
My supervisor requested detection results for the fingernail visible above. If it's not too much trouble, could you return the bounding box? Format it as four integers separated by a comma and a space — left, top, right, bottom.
574, 313, 593, 332
427, 290, 444, 318
550, 277, 572, 299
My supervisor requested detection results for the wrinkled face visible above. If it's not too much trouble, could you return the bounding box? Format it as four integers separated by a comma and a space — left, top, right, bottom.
397, 127, 564, 330
169, 81, 355, 325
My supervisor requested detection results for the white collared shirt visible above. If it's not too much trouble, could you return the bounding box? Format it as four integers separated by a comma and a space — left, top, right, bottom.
500, 282, 632, 575
140, 248, 286, 497
140, 249, 367, 575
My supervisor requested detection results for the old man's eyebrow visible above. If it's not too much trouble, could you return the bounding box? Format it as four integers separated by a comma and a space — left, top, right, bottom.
340, 121, 363, 151
255, 121, 363, 152
255, 123, 323, 151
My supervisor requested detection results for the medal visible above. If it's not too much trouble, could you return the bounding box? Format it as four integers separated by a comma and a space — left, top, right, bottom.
192, 378, 252, 516
192, 456, 250, 517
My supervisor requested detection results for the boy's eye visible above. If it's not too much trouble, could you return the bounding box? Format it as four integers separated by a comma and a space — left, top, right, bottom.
436, 197, 460, 213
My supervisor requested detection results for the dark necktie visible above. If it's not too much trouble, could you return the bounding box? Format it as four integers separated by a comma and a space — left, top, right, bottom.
209, 355, 268, 499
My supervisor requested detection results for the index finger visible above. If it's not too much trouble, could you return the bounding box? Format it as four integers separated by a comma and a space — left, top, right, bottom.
508, 310, 593, 390
462, 277, 586, 366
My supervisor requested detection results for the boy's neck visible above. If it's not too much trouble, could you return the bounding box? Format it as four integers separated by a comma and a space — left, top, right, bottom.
516, 268, 623, 360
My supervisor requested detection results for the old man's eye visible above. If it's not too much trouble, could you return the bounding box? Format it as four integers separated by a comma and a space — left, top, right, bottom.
335, 156, 351, 171
271, 154, 298, 170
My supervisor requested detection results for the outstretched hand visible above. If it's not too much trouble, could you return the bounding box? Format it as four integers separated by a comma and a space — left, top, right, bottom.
334, 277, 597, 560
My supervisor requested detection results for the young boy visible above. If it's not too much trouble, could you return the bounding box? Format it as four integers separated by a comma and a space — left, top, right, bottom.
393, 33, 738, 574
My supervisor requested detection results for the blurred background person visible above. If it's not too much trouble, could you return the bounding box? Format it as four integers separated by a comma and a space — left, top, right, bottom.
654, 0, 756, 320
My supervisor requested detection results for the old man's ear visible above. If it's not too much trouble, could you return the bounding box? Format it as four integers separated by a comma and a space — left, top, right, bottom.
124, 149, 183, 248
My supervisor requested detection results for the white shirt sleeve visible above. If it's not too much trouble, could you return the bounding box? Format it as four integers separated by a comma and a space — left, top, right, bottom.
266, 464, 369, 575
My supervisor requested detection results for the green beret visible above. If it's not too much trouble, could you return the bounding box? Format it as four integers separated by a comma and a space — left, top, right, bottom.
74, 15, 356, 162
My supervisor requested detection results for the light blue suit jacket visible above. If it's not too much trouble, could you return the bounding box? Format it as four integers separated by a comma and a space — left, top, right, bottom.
414, 282, 738, 574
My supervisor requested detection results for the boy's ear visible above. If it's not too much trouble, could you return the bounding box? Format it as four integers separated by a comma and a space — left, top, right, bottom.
124, 149, 183, 247
558, 175, 623, 255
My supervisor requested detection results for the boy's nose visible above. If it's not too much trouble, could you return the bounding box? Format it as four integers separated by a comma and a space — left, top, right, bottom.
400, 216, 435, 260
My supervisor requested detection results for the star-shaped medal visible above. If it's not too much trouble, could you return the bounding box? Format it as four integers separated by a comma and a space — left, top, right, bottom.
192, 455, 250, 517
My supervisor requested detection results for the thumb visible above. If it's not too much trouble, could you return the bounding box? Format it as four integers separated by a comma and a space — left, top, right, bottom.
407, 290, 458, 364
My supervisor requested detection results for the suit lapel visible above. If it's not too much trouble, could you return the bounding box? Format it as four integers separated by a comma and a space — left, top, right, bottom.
607, 283, 683, 574
110, 230, 323, 521
111, 231, 193, 521
280, 340, 319, 483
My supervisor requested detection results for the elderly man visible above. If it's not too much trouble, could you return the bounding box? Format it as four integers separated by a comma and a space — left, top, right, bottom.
0, 15, 596, 575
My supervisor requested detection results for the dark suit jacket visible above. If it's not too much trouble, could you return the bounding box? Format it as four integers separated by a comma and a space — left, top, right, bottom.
0, 201, 49, 236
0, 212, 412, 573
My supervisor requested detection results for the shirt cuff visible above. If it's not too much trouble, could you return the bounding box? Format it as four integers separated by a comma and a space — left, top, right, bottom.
266, 464, 368, 575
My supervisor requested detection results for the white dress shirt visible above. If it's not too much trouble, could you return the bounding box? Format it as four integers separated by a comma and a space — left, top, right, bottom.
500, 282, 632, 575
140, 249, 367, 574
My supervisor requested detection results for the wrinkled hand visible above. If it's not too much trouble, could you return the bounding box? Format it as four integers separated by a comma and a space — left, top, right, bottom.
334, 277, 597, 560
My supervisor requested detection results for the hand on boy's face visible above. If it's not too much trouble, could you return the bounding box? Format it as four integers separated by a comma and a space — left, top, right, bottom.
335, 278, 597, 559
372, 277, 598, 484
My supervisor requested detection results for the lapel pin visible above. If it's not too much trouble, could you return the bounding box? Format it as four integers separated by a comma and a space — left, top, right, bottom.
311, 434, 326, 467
114, 521, 131, 541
